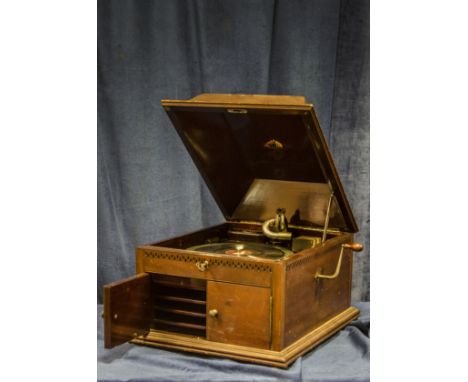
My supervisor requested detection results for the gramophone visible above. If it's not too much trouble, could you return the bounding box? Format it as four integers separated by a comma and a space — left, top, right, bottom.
102, 94, 363, 368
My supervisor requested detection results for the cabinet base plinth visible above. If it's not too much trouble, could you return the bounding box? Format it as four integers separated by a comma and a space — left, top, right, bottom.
131, 306, 359, 368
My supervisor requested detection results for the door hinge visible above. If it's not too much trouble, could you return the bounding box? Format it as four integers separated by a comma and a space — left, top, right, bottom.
269, 295, 273, 348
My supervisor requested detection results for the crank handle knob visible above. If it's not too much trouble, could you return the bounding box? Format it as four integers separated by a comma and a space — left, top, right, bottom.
342, 243, 363, 252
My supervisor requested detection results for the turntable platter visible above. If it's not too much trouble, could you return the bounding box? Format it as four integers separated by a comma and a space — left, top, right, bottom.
187, 241, 292, 260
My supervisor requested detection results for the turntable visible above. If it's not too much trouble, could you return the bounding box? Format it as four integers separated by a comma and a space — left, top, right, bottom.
102, 94, 363, 368
188, 241, 293, 259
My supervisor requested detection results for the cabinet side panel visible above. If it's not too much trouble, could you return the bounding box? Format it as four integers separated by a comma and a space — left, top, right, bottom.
284, 238, 352, 347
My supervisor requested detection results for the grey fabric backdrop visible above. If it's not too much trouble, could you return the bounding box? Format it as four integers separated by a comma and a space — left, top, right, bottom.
97, 0, 369, 303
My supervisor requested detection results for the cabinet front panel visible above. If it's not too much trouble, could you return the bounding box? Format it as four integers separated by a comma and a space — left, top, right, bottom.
138, 247, 272, 287
206, 281, 271, 349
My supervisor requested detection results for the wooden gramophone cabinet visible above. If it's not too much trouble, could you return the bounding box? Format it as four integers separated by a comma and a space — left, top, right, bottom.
103, 94, 362, 368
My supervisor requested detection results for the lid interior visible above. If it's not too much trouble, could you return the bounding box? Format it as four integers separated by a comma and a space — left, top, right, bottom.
162, 95, 357, 232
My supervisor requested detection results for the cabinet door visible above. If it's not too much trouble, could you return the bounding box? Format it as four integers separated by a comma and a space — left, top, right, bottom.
206, 281, 271, 349
103, 273, 151, 348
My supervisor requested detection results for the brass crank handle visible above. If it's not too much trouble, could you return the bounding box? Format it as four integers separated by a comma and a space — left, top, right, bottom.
196, 260, 209, 272
315, 242, 363, 280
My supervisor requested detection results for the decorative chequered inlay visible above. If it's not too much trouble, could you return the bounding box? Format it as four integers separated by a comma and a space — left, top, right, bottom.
143, 250, 271, 272
285, 254, 316, 271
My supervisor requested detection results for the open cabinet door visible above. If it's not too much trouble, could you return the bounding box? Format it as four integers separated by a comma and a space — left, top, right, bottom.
103, 273, 151, 348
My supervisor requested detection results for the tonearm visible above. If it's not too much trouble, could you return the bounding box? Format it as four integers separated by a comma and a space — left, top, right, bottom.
262, 208, 292, 241
262, 192, 335, 248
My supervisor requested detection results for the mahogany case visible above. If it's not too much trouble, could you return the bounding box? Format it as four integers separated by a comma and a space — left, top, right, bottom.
102, 94, 362, 368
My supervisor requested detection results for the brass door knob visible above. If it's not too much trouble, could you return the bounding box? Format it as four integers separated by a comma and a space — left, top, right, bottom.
208, 309, 218, 318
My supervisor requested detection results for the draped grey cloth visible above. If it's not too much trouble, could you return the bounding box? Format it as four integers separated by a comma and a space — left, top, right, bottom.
97, 0, 369, 302
98, 302, 370, 382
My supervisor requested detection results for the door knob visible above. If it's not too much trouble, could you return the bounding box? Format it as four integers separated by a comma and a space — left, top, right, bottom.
209, 309, 218, 318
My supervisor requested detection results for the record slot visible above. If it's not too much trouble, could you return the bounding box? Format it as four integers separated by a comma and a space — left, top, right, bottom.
151, 274, 207, 337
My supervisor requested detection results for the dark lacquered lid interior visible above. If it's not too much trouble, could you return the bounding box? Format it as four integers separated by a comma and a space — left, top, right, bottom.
161, 94, 357, 232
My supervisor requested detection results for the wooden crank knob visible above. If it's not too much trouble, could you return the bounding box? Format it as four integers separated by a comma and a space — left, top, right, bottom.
342, 243, 364, 252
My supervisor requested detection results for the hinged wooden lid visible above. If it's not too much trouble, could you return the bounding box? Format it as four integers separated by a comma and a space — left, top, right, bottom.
161, 94, 358, 233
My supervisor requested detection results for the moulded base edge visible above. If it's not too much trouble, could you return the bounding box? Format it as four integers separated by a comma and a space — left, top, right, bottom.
131, 306, 360, 368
